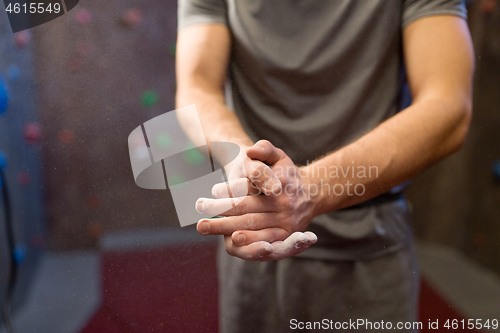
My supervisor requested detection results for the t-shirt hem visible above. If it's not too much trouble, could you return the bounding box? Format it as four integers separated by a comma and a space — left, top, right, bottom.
178, 16, 228, 31
403, 10, 467, 28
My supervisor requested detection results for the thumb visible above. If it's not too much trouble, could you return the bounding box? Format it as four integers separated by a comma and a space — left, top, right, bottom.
246, 140, 284, 166
246, 159, 282, 195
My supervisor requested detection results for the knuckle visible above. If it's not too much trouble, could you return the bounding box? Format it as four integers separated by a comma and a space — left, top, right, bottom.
212, 185, 221, 198
233, 200, 245, 215
245, 216, 256, 230
278, 174, 291, 186
281, 196, 294, 209
257, 139, 272, 148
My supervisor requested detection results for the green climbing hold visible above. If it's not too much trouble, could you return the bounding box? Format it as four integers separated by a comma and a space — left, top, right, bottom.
141, 90, 159, 107
168, 174, 186, 187
169, 43, 176, 57
156, 133, 171, 149
183, 145, 205, 165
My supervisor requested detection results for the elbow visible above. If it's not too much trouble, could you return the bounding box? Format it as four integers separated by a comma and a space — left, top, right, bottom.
448, 100, 472, 154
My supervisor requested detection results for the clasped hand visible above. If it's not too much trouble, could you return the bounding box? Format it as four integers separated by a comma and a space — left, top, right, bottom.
195, 140, 318, 261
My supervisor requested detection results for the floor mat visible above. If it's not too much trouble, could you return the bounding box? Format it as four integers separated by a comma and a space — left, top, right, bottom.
80, 242, 219, 333
81, 243, 479, 333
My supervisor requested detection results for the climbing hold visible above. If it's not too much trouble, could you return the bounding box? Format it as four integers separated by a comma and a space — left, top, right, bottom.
156, 133, 171, 149
14, 31, 31, 48
86, 195, 100, 209
493, 160, 500, 182
75, 9, 92, 25
0, 151, 7, 170
183, 145, 205, 165
0, 77, 8, 114
13, 246, 27, 264
120, 8, 143, 28
168, 43, 176, 57
0, 151, 6, 186
480, 0, 497, 13
59, 129, 75, 144
6, 65, 21, 80
17, 171, 30, 186
141, 90, 159, 107
168, 174, 186, 187
23, 122, 42, 144
88, 223, 104, 238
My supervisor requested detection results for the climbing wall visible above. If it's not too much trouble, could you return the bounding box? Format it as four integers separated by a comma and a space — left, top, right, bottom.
0, 13, 45, 316
408, 0, 500, 275
31, 0, 181, 250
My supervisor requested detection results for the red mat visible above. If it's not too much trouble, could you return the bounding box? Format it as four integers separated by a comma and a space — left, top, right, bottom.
81, 242, 219, 333
419, 279, 481, 332
81, 243, 478, 333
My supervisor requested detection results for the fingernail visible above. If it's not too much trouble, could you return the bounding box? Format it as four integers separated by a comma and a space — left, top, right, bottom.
236, 233, 246, 245
198, 220, 210, 235
195, 199, 204, 213
259, 248, 272, 257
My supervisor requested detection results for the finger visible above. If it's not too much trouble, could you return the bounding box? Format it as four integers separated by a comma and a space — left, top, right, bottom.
246, 140, 285, 166
260, 232, 318, 261
196, 196, 272, 217
231, 228, 289, 246
224, 236, 274, 262
196, 213, 275, 236
246, 159, 282, 195
225, 231, 318, 262
212, 178, 261, 199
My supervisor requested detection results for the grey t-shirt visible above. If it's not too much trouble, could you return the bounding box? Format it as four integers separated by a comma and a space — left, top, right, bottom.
178, 0, 467, 260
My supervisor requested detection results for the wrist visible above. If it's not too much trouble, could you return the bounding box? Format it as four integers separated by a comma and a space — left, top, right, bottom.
301, 163, 342, 216
300, 164, 324, 217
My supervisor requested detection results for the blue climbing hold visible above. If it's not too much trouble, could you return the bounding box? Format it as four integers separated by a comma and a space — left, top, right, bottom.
0, 75, 8, 114
493, 160, 500, 181
13, 245, 27, 264
0, 151, 7, 170
0, 151, 6, 188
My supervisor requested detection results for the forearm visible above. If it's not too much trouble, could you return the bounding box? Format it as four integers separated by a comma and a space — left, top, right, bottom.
175, 24, 252, 149
176, 84, 253, 148
306, 96, 471, 216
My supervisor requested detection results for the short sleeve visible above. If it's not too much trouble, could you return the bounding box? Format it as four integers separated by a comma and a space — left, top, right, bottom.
402, 0, 467, 28
178, 0, 228, 31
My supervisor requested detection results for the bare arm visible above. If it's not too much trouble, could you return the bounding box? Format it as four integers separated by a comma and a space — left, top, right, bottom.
307, 15, 474, 215
175, 24, 252, 147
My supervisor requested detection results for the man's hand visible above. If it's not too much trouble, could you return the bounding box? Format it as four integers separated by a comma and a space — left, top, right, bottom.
196, 140, 318, 261
218, 143, 282, 196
